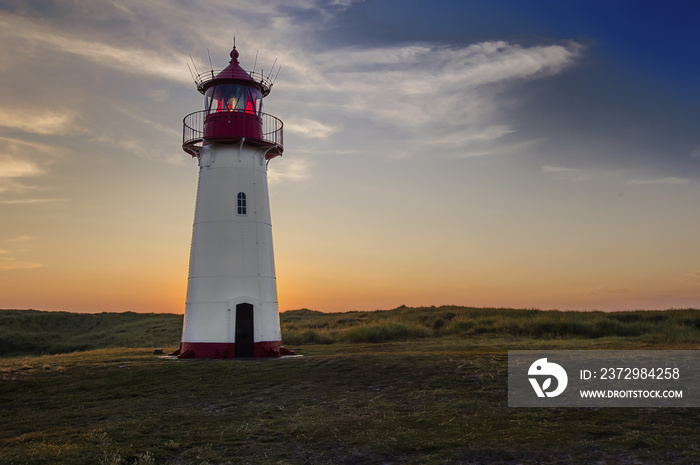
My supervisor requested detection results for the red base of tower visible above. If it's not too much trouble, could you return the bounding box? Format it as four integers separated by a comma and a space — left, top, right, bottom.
171, 341, 295, 359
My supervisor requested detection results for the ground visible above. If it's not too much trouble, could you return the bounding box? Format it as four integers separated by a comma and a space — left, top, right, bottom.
1, 334, 699, 464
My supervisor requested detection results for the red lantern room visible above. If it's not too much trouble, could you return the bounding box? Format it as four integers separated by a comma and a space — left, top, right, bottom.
182, 47, 283, 159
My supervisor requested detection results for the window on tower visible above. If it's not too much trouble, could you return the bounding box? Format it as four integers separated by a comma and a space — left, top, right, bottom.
205, 85, 263, 116
237, 192, 247, 215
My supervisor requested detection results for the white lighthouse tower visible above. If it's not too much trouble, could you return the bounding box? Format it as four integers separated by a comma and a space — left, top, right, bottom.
175, 46, 291, 359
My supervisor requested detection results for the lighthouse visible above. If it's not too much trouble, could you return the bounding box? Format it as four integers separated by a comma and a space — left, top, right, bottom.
175, 46, 291, 359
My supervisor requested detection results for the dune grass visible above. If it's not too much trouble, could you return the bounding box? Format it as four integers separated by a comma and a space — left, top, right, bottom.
280, 306, 700, 346
0, 310, 182, 357
2, 306, 699, 357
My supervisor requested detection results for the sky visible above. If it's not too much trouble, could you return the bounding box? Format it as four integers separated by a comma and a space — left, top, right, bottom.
1, 0, 699, 314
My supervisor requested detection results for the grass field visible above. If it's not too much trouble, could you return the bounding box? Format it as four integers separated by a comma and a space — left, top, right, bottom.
0, 310, 182, 357
1, 307, 699, 464
2, 306, 699, 356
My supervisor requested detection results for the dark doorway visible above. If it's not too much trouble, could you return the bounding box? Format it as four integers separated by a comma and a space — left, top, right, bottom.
235, 303, 254, 358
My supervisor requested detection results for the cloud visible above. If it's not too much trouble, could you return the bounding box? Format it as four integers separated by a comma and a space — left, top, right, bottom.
268, 158, 312, 185
0, 179, 37, 194
0, 256, 42, 271
285, 118, 338, 138
0, 2, 583, 167
0, 0, 353, 84
626, 177, 690, 185
0, 13, 193, 84
274, 39, 582, 161
542, 160, 695, 187
0, 138, 60, 203
454, 125, 517, 143
0, 155, 48, 197
541, 165, 620, 181
687, 271, 700, 284
2, 235, 34, 243
0, 136, 55, 152
438, 41, 582, 86
542, 165, 692, 186
0, 2, 584, 177
297, 41, 583, 128
0, 157, 44, 177
146, 89, 172, 103
0, 236, 41, 271
588, 287, 630, 296
113, 105, 181, 139
0, 198, 67, 204
78, 104, 184, 164
0, 109, 76, 136
451, 137, 541, 159
542, 165, 579, 174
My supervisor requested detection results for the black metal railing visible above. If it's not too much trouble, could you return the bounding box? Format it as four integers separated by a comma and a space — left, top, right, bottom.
182, 110, 283, 156
182, 110, 205, 151
195, 70, 274, 96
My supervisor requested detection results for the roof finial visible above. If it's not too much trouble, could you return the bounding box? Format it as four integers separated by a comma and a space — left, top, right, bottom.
230, 45, 239, 64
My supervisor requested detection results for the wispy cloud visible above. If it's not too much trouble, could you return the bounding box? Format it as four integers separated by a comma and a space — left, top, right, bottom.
0, 136, 55, 151
542, 165, 692, 186
0, 1, 583, 167
0, 236, 42, 271
0, 154, 48, 197
687, 271, 700, 284
627, 177, 690, 185
0, 198, 67, 204
541, 165, 620, 181
542, 165, 579, 175
0, 179, 39, 194
275, 40, 582, 161
588, 287, 630, 296
285, 118, 338, 139
0, 13, 192, 84
296, 41, 583, 128
0, 256, 42, 271
113, 106, 181, 139
0, 157, 44, 177
268, 158, 312, 185
1, 235, 35, 245
0, 154, 49, 197
0, 109, 76, 136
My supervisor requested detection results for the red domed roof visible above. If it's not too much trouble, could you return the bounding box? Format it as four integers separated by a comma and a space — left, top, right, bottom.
213, 47, 256, 82
195, 46, 273, 96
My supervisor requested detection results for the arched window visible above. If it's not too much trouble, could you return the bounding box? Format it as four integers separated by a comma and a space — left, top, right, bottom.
237, 192, 247, 215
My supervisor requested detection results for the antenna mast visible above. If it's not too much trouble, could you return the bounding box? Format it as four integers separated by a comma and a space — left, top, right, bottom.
189, 55, 201, 75
268, 58, 278, 79
186, 63, 197, 83
272, 66, 282, 86
207, 48, 214, 70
